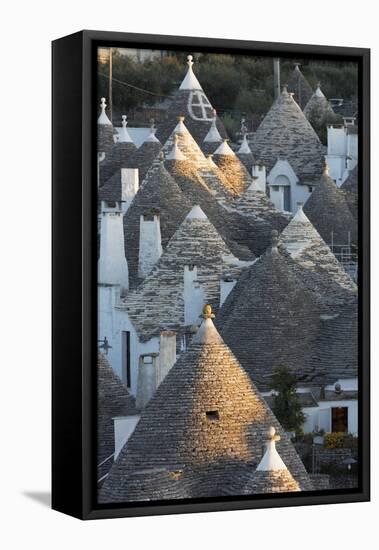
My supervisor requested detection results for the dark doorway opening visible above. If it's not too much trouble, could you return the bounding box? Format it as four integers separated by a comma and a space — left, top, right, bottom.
332, 406, 348, 432
122, 331, 131, 388
283, 186, 291, 212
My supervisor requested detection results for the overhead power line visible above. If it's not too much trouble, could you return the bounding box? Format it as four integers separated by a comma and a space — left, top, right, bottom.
98, 72, 173, 98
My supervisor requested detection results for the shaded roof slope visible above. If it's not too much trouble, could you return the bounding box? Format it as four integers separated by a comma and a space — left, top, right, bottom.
341, 165, 358, 221
99, 312, 312, 502
225, 182, 292, 255
123, 161, 193, 284
133, 124, 162, 184
287, 64, 313, 109
217, 238, 357, 390
279, 204, 357, 305
99, 140, 138, 188
303, 166, 357, 245
97, 353, 136, 480
251, 87, 325, 184
303, 84, 337, 128
216, 238, 356, 391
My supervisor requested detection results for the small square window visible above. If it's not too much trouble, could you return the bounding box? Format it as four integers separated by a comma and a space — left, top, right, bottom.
206, 410, 219, 421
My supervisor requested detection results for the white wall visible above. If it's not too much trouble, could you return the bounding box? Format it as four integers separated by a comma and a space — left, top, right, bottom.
121, 168, 139, 211
303, 401, 358, 436
184, 265, 205, 325
138, 214, 163, 278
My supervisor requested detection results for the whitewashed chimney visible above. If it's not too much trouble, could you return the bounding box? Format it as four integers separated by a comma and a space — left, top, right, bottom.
136, 353, 158, 410
98, 200, 129, 293
138, 210, 163, 278
252, 165, 267, 192
220, 275, 237, 307
157, 331, 177, 386
184, 265, 205, 326
121, 168, 139, 212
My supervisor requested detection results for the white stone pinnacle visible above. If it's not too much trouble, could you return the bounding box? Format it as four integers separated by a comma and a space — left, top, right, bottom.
145, 119, 160, 143
98, 97, 112, 125
193, 317, 224, 345
186, 204, 208, 220
292, 202, 310, 223
179, 54, 203, 91
203, 111, 222, 143
238, 133, 252, 154
166, 135, 187, 160
118, 115, 133, 143
256, 427, 288, 472
315, 84, 325, 98
174, 116, 189, 135
214, 139, 235, 157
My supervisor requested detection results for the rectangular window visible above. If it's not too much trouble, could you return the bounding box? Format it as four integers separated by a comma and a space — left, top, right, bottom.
206, 410, 219, 421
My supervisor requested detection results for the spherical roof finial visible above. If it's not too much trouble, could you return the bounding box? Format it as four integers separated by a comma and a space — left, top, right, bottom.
100, 97, 107, 111
202, 304, 215, 320
121, 115, 127, 128
187, 54, 194, 68
267, 426, 281, 441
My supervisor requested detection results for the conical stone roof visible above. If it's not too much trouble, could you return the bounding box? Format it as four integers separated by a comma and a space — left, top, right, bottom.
164, 156, 255, 261
97, 97, 115, 153
341, 165, 358, 220
279, 204, 357, 304
251, 87, 325, 184
155, 55, 228, 146
227, 181, 292, 256
99, 123, 138, 188
97, 353, 136, 480
303, 166, 357, 245
303, 84, 337, 129
287, 64, 313, 110
201, 110, 223, 156
216, 240, 324, 391
122, 206, 248, 341
212, 140, 252, 195
236, 134, 256, 174
244, 427, 300, 494
123, 161, 193, 284
133, 126, 162, 184
99, 310, 312, 502
159, 118, 241, 198
217, 236, 357, 390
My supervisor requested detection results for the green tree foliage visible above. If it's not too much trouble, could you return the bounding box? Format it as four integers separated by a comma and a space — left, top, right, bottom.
98, 51, 358, 129
270, 366, 306, 434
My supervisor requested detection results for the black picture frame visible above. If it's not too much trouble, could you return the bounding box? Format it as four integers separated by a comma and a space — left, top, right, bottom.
52, 30, 370, 520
